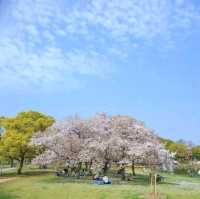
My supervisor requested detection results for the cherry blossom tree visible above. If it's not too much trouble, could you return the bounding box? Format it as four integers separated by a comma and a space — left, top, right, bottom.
32, 113, 173, 179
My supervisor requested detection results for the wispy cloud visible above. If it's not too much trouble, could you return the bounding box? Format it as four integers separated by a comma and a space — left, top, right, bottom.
0, 0, 199, 89
65, 0, 200, 41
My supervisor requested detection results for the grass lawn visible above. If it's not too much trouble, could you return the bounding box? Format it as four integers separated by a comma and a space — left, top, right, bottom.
0, 169, 200, 199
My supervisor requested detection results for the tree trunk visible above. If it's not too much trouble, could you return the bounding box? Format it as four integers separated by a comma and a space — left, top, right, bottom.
102, 161, 109, 175
10, 158, 14, 168
78, 162, 82, 172
131, 160, 136, 176
76, 162, 82, 176
85, 162, 88, 172
17, 157, 24, 175
121, 166, 126, 180
88, 160, 93, 175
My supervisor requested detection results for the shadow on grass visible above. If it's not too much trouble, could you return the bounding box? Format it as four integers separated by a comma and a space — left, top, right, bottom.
1, 170, 53, 178
41, 173, 179, 188
159, 181, 180, 186
40, 173, 153, 187
41, 175, 93, 185
0, 192, 17, 199
1, 169, 178, 187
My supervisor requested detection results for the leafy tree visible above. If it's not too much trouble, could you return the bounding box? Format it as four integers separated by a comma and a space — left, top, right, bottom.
160, 138, 192, 161
0, 111, 54, 174
169, 143, 192, 161
192, 145, 200, 160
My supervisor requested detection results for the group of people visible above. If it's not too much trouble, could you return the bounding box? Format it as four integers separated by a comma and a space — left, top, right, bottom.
93, 174, 111, 185
56, 169, 112, 184
56, 168, 90, 177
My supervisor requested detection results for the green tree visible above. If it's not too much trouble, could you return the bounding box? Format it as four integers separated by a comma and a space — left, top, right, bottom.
0, 111, 54, 174
192, 145, 200, 160
160, 137, 192, 161
170, 143, 192, 161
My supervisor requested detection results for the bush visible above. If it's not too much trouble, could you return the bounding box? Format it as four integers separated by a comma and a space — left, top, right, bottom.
174, 165, 188, 175
174, 162, 200, 176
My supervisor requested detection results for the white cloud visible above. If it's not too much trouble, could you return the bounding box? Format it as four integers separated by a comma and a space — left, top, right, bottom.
0, 0, 113, 89
0, 0, 199, 89
64, 0, 200, 41
0, 40, 112, 88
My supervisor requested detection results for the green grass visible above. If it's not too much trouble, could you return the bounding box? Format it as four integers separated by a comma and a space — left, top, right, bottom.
0, 169, 200, 199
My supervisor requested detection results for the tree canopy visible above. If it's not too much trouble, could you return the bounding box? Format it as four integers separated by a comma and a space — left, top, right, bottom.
0, 111, 54, 174
192, 146, 200, 160
32, 113, 173, 179
160, 137, 197, 161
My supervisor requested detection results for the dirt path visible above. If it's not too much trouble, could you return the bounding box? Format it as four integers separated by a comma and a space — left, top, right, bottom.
0, 177, 17, 184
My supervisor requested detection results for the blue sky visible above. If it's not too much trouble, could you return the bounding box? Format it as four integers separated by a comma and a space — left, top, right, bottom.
0, 0, 200, 143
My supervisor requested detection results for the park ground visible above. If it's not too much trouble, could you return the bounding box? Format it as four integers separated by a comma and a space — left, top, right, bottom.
0, 167, 200, 199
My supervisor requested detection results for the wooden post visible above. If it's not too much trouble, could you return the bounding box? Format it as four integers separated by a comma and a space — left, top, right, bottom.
0, 161, 2, 176
151, 172, 153, 190
149, 169, 159, 199
154, 173, 157, 198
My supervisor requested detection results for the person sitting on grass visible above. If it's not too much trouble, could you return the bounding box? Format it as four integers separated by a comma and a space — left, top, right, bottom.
102, 176, 111, 184
93, 174, 103, 185
93, 173, 101, 181
93, 174, 111, 184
